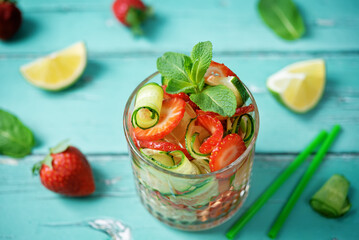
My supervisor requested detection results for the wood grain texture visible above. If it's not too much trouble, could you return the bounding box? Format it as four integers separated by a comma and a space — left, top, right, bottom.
0, 154, 357, 239
0, 0, 359, 55
0, 0, 358, 239
1, 56, 358, 154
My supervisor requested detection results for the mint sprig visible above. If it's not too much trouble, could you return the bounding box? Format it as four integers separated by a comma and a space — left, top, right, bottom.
156, 41, 237, 116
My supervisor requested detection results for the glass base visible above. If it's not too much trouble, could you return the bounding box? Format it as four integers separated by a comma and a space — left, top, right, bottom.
137, 182, 250, 231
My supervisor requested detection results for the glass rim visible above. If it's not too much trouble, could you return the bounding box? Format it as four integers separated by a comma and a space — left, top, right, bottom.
123, 71, 260, 179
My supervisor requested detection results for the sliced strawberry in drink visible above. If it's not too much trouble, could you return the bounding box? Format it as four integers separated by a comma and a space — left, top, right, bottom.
138, 140, 192, 159
210, 133, 246, 172
196, 104, 255, 121
187, 99, 199, 110
162, 85, 190, 101
134, 98, 186, 141
197, 115, 224, 154
233, 104, 255, 116
204, 61, 239, 79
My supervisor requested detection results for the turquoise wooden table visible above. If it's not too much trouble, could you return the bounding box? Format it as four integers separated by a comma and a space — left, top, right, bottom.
1, 0, 358, 239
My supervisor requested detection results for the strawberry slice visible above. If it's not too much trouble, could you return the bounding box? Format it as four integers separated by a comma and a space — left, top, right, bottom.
204, 61, 239, 79
210, 133, 246, 172
162, 85, 190, 101
233, 104, 255, 117
197, 115, 224, 154
196, 104, 255, 121
134, 98, 186, 141
138, 140, 192, 159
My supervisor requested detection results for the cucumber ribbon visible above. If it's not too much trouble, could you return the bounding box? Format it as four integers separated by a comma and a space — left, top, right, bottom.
132, 83, 163, 129
310, 174, 351, 218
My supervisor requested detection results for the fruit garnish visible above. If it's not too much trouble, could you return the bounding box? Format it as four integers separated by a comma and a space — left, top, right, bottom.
20, 42, 87, 91
32, 140, 95, 197
197, 115, 223, 154
0, 0, 22, 40
204, 61, 239, 79
134, 98, 186, 141
210, 133, 246, 172
196, 104, 255, 121
267, 59, 325, 113
112, 0, 152, 35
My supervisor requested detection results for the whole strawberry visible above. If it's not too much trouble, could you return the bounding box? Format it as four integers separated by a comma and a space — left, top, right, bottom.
33, 140, 95, 197
0, 0, 22, 40
112, 0, 152, 35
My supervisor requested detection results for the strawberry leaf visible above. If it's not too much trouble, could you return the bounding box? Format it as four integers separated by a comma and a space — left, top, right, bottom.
50, 139, 70, 154
126, 7, 153, 35
42, 154, 53, 168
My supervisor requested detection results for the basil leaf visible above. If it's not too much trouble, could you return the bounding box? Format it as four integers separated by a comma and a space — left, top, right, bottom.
191, 41, 212, 87
190, 85, 237, 116
258, 0, 305, 40
0, 109, 35, 158
157, 52, 196, 94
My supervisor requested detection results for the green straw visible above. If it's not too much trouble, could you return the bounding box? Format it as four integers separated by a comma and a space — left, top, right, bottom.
268, 124, 341, 239
226, 130, 328, 240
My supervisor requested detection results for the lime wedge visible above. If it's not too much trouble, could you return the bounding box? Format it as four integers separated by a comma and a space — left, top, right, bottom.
267, 59, 325, 113
20, 42, 87, 91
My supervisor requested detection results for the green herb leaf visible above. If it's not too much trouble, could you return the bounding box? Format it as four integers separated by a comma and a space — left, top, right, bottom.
310, 174, 351, 218
258, 0, 305, 40
157, 52, 196, 94
0, 109, 35, 158
190, 85, 237, 116
190, 41, 212, 88
50, 139, 70, 154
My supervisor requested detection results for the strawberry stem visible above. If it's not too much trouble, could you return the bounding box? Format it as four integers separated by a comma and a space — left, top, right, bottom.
126, 6, 153, 36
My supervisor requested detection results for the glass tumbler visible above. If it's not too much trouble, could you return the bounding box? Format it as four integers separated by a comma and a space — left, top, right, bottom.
123, 72, 259, 231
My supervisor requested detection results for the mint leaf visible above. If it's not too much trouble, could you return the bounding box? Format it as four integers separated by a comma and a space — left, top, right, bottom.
0, 109, 35, 158
258, 0, 305, 40
191, 41, 212, 90
157, 52, 196, 94
190, 85, 237, 116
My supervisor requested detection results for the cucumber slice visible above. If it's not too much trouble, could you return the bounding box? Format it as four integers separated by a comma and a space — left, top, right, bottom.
140, 148, 175, 167
132, 83, 163, 129
168, 178, 219, 206
231, 113, 254, 143
185, 118, 210, 160
169, 150, 201, 175
139, 148, 201, 195
205, 76, 249, 107
192, 159, 211, 174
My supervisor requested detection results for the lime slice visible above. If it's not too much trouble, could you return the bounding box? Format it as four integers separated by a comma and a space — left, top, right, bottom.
267, 59, 325, 113
20, 42, 87, 91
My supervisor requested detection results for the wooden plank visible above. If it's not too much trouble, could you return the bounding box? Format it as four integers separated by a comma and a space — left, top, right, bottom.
1, 56, 358, 154
1, 0, 359, 54
0, 154, 357, 239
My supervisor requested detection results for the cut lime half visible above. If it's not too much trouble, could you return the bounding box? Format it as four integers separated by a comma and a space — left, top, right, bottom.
267, 59, 326, 113
20, 42, 87, 91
